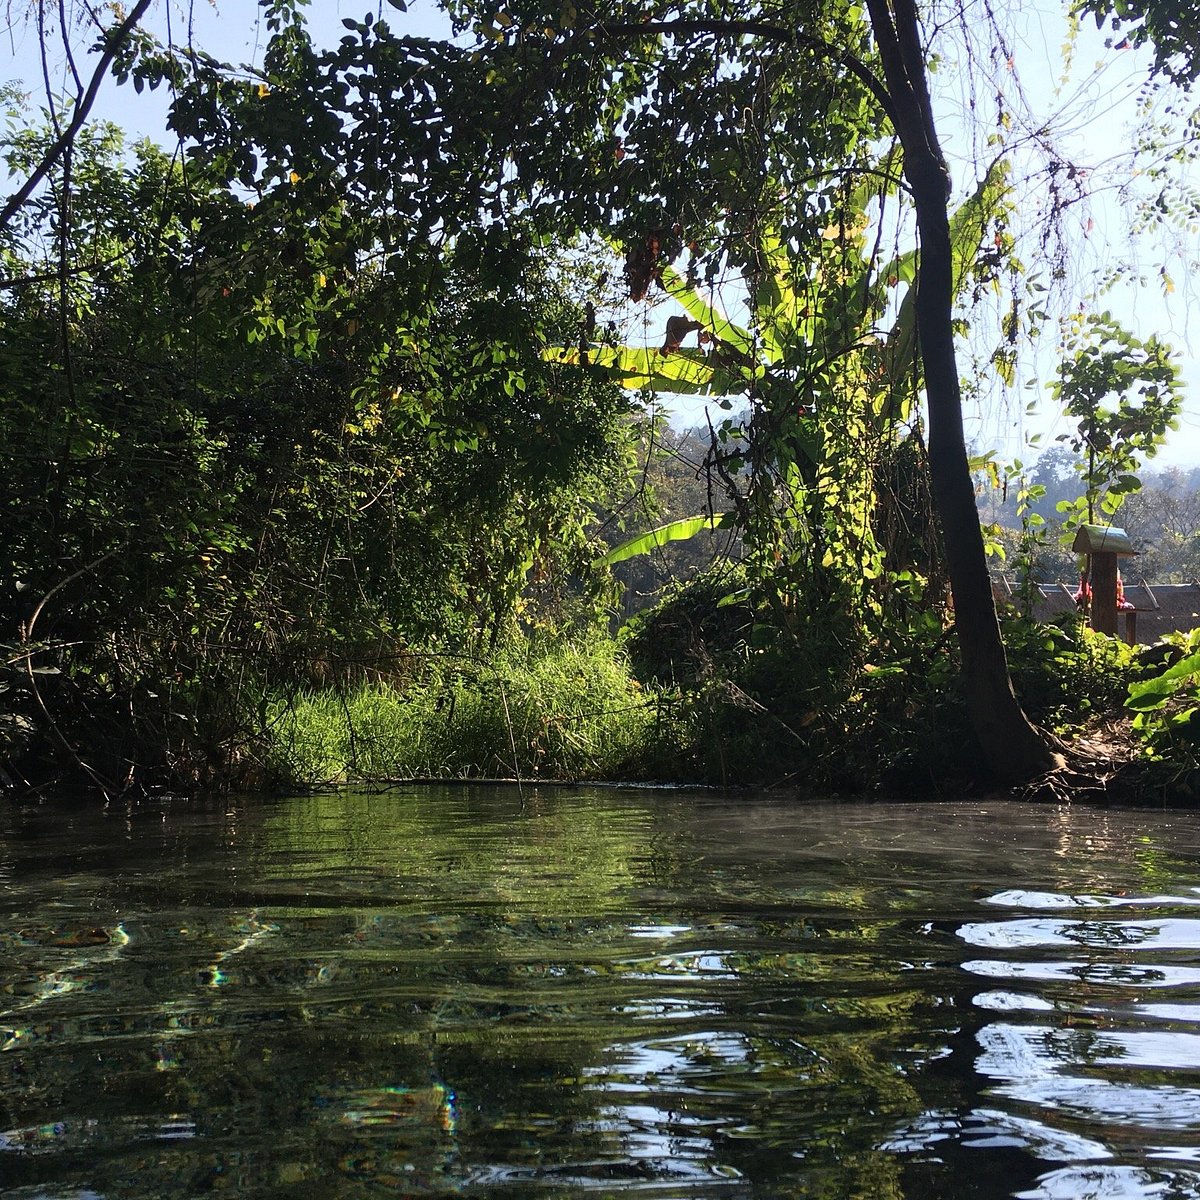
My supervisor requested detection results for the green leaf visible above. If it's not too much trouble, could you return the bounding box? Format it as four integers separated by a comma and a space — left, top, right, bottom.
659, 264, 756, 355
716, 587, 750, 608
746, 230, 806, 362
597, 514, 734, 565
1126, 649, 1200, 709
544, 344, 738, 396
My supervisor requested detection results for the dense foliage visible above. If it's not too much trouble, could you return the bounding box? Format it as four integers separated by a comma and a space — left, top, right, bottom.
3, 0, 1199, 798
0, 124, 635, 790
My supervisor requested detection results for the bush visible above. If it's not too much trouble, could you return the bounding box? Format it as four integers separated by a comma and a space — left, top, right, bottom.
622, 577, 1148, 793
1003, 614, 1137, 730
622, 568, 973, 791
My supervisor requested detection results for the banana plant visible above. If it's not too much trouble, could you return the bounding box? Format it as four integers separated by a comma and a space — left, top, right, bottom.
556, 160, 1013, 591
597, 513, 735, 566
549, 160, 1010, 414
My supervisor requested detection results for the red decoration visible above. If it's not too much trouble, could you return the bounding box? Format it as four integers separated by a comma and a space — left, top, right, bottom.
1117, 570, 1135, 612
1073, 572, 1091, 609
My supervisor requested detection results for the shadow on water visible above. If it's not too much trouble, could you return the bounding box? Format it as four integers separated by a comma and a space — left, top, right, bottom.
2, 790, 1200, 1197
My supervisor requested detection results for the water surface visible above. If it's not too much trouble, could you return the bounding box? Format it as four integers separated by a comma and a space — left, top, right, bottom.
2, 789, 1200, 1198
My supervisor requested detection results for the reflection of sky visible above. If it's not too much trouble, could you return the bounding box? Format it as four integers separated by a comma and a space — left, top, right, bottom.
978, 1021, 1200, 1105
579, 1033, 752, 1182
1, 1113, 196, 1154
986, 891, 1200, 910
952, 888, 1200, 1192
959, 918, 1200, 951
1016, 1163, 1200, 1199
886, 1106, 1112, 1162
965, 958, 1200, 988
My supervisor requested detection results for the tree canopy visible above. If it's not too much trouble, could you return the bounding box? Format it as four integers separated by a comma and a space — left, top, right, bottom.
0, 114, 636, 789
4, 0, 1198, 791
1080, 0, 1200, 84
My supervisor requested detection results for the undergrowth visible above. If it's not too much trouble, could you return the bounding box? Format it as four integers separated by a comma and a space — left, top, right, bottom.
263, 588, 1162, 798
1004, 615, 1137, 733
265, 637, 682, 786
620, 575, 1147, 794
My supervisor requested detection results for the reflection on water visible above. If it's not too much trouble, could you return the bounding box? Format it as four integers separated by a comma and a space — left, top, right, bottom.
2, 792, 1200, 1197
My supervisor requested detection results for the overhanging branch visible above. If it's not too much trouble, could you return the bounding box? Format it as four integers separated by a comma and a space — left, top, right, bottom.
593, 18, 897, 126
0, 0, 154, 233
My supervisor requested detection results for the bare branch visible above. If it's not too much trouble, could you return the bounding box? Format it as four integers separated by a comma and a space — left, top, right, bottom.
0, 0, 154, 233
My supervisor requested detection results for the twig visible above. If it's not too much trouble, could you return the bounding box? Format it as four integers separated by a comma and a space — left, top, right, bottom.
18, 546, 123, 795
0, 0, 154, 232
497, 676, 524, 800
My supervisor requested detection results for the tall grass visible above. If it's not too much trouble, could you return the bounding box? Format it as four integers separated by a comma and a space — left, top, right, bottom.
265, 639, 677, 786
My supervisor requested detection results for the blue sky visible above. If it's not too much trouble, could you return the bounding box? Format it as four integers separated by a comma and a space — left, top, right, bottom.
4, 0, 1199, 470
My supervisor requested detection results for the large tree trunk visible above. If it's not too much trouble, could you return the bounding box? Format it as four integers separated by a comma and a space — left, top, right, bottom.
864, 0, 1063, 783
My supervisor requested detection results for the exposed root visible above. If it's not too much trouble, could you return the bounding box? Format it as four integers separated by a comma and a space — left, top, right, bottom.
1016, 713, 1200, 807
1020, 714, 1142, 804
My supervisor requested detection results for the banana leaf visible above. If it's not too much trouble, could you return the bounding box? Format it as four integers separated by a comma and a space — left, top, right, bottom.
544, 343, 748, 397
598, 513, 734, 565
660, 264, 757, 357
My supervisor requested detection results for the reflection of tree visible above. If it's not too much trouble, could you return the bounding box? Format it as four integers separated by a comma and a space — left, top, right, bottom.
257, 788, 644, 912
1048, 805, 1200, 899
1062, 920, 1163, 948
0, 791, 952, 1197
15, 794, 1200, 1195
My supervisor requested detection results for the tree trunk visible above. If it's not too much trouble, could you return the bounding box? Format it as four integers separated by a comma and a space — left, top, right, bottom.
864, 0, 1063, 783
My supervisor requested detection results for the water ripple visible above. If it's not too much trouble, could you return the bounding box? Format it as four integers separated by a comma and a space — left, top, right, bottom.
5, 792, 1200, 1198
984, 890, 1200, 910
1016, 1164, 1200, 1199
958, 917, 1200, 950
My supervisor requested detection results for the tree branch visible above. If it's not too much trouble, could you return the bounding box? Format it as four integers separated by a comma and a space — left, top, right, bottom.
0, 252, 127, 290
593, 18, 897, 126
0, 0, 154, 233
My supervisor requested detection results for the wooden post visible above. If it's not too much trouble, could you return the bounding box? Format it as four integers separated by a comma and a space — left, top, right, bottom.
1124, 609, 1137, 646
1091, 551, 1118, 636
1072, 527, 1136, 640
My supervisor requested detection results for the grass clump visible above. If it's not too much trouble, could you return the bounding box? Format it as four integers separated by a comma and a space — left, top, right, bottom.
264, 637, 675, 787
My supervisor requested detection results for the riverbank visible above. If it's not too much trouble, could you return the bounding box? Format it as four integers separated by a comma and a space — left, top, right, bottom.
7, 616, 1199, 805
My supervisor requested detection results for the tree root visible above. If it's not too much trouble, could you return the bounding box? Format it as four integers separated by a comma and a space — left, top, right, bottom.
1018, 716, 1190, 806
1017, 713, 1127, 803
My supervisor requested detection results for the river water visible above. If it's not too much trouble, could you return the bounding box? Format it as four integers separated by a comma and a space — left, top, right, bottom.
2, 789, 1200, 1198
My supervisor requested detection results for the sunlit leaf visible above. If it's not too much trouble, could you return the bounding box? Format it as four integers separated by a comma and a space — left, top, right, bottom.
597, 514, 734, 565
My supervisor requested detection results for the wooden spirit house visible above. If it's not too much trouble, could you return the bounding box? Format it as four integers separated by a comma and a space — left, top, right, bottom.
1071, 524, 1138, 642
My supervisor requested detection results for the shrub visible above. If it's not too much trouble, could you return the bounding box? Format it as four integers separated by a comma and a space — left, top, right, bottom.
1004, 615, 1137, 731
